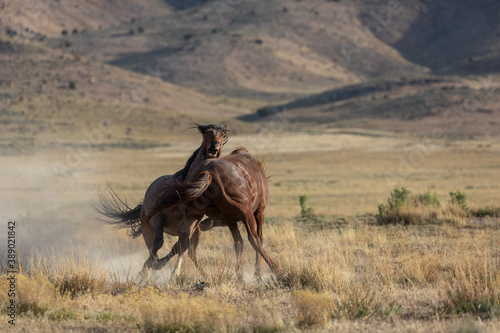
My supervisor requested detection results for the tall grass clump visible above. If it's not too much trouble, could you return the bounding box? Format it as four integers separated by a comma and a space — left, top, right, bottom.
293, 290, 333, 327
442, 247, 500, 319
27, 249, 106, 298
0, 274, 55, 316
139, 292, 239, 333
469, 206, 500, 218
445, 190, 469, 222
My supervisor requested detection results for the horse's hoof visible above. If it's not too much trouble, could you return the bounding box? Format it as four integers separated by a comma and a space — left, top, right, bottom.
195, 281, 210, 291
254, 274, 264, 283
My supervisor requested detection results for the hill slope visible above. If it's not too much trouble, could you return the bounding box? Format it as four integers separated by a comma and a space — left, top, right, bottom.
1, 0, 499, 143
0, 39, 251, 154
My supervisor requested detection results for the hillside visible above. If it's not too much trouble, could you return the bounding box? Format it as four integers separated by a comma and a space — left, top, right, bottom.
0, 38, 252, 154
42, 0, 427, 100
1, 0, 499, 148
0, 0, 172, 39
248, 75, 500, 137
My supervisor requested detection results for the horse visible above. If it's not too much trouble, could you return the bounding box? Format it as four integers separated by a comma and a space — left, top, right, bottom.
144, 146, 283, 280
94, 124, 243, 281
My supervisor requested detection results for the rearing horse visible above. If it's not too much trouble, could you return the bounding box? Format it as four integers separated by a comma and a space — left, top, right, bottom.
95, 124, 242, 280
145, 147, 283, 280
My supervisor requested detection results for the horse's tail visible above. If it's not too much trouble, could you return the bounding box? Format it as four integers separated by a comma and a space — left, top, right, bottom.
145, 171, 212, 223
93, 185, 143, 238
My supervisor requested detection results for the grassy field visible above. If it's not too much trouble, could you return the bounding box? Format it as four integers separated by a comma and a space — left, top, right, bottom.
2, 131, 499, 218
1, 131, 500, 331
1, 215, 500, 332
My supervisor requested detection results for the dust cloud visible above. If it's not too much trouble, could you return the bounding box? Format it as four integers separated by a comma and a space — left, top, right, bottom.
0, 152, 150, 280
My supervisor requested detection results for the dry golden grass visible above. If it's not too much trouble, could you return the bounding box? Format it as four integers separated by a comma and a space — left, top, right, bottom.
2, 216, 500, 332
1, 133, 500, 331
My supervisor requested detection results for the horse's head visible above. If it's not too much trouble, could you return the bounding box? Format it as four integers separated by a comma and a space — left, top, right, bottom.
198, 124, 228, 159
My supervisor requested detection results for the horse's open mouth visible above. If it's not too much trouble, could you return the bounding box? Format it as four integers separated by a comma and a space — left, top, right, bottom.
208, 150, 218, 158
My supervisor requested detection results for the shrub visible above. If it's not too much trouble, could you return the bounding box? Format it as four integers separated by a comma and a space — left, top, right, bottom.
68, 81, 76, 89
138, 26, 145, 33
299, 194, 314, 217
377, 187, 411, 223
450, 190, 467, 211
386, 187, 411, 209
470, 206, 499, 218
377, 187, 441, 225
414, 191, 440, 208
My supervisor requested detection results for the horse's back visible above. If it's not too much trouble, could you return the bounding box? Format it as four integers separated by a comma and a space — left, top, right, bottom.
203, 146, 268, 210
204, 146, 264, 179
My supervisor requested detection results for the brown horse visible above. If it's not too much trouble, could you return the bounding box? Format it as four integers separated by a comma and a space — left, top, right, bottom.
145, 147, 283, 280
95, 124, 243, 281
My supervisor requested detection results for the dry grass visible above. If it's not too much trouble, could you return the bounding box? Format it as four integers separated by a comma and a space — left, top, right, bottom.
2, 216, 500, 332
1, 133, 500, 332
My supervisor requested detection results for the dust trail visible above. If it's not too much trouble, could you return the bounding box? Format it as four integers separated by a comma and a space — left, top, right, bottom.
0, 152, 147, 280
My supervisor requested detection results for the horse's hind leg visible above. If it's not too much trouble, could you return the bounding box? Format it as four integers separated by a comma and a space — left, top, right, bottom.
137, 221, 155, 283
253, 209, 265, 280
228, 223, 244, 282
242, 211, 282, 278
137, 216, 164, 282
155, 240, 180, 270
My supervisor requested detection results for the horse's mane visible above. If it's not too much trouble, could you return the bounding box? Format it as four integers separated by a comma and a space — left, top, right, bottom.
173, 147, 200, 181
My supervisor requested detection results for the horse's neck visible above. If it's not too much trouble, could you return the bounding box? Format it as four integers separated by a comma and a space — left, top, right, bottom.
185, 148, 206, 180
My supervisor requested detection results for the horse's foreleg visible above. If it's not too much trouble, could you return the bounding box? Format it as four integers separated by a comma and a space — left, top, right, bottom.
171, 219, 201, 280
154, 240, 180, 270
199, 218, 214, 231
170, 230, 190, 279
199, 218, 227, 231
188, 227, 206, 279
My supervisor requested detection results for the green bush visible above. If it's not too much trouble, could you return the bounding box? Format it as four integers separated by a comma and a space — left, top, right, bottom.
387, 187, 411, 209
377, 187, 411, 219
414, 191, 440, 208
377, 187, 441, 225
299, 194, 314, 217
449, 191, 467, 211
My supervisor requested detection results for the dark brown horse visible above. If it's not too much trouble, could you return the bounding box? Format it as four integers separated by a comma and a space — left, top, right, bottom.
95, 124, 242, 281
145, 147, 283, 279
